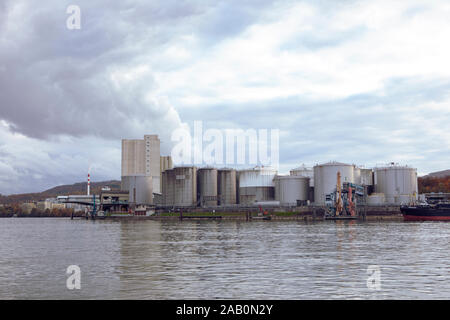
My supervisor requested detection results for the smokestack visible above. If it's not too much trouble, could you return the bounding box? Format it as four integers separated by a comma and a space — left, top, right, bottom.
87, 173, 90, 196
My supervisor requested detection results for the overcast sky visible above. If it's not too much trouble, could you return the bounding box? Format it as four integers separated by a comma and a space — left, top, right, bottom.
1, 0, 450, 194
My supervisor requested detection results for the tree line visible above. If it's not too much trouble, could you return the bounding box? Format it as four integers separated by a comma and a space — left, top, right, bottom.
0, 205, 80, 218
418, 176, 450, 193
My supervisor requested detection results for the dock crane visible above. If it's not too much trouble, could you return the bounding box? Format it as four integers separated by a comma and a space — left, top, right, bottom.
325, 171, 364, 220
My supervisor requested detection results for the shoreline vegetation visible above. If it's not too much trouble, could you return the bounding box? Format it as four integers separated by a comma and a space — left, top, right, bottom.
0, 208, 404, 221
0, 206, 77, 218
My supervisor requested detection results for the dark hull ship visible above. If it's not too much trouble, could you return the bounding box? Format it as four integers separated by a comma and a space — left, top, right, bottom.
400, 203, 450, 221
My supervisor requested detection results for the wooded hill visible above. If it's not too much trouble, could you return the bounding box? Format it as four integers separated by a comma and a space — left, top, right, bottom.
0, 180, 121, 204
418, 176, 450, 193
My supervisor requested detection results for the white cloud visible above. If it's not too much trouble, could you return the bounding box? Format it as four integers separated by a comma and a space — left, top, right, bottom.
1, 0, 450, 193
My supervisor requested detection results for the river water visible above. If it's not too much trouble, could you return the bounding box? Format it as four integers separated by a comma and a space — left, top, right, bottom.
0, 218, 448, 299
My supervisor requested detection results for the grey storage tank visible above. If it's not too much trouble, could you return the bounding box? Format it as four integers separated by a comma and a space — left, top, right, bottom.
274, 175, 310, 206
121, 175, 153, 204
197, 168, 218, 206
374, 164, 418, 205
314, 161, 356, 205
173, 166, 197, 207
218, 168, 237, 205
162, 169, 175, 206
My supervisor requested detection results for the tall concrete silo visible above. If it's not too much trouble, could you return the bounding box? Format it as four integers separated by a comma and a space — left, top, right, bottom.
274, 175, 310, 206
173, 166, 197, 207
218, 168, 237, 205
121, 175, 153, 204
160, 155, 173, 193
238, 166, 277, 205
162, 169, 175, 206
374, 164, 418, 205
197, 168, 218, 206
314, 161, 356, 205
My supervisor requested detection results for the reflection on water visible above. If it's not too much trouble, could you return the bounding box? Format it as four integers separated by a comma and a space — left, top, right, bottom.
0, 218, 449, 299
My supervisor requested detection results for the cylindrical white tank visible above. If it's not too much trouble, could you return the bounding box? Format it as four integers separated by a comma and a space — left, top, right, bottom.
314, 161, 355, 205
238, 166, 277, 187
197, 168, 218, 206
238, 166, 277, 205
274, 175, 310, 206
121, 175, 153, 204
374, 165, 418, 205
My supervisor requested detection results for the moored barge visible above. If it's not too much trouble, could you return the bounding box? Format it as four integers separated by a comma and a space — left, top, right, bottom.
400, 203, 450, 221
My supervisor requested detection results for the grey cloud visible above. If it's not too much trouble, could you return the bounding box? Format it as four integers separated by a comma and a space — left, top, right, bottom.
176, 76, 450, 173
0, 0, 281, 143
1, 0, 449, 194
0, 0, 208, 142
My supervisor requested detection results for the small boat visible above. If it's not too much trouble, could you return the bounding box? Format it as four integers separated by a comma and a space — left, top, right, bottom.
400, 203, 450, 221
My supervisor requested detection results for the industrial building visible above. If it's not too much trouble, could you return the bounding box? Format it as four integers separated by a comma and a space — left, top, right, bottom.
121, 135, 161, 194
118, 133, 421, 213
121, 134, 173, 206
156, 162, 419, 209
100, 190, 129, 213
311, 161, 417, 206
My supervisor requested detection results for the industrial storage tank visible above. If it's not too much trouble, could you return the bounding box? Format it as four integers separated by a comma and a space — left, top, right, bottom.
354, 167, 361, 185
290, 164, 314, 187
360, 168, 374, 185
274, 175, 310, 206
238, 166, 277, 205
121, 175, 153, 204
197, 168, 218, 206
162, 169, 175, 206
314, 161, 355, 205
172, 167, 197, 207
366, 193, 386, 205
374, 164, 418, 205
218, 168, 237, 205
